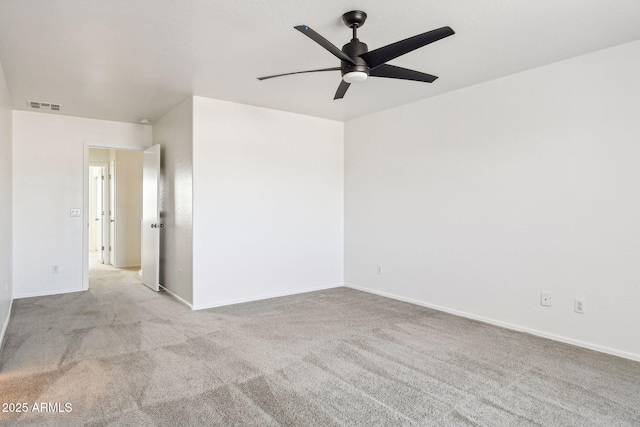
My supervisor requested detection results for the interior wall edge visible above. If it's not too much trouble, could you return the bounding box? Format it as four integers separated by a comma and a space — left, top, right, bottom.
191, 283, 344, 311
159, 284, 193, 309
0, 298, 12, 352
344, 283, 640, 363
13, 287, 83, 300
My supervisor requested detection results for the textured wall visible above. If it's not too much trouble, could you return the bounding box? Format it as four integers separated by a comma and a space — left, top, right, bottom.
345, 41, 640, 360
192, 97, 344, 309
12, 112, 151, 297
153, 98, 193, 305
115, 150, 143, 268
0, 60, 12, 346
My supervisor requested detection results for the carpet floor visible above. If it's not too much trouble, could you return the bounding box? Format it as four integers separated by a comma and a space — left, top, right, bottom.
1, 263, 639, 426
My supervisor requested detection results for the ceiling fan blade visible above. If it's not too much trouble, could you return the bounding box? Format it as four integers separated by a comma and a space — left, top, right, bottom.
334, 80, 351, 100
369, 64, 438, 83
295, 25, 356, 65
360, 26, 454, 69
258, 67, 341, 81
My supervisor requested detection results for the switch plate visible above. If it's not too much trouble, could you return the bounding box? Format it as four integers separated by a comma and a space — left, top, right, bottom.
376, 265, 382, 275
574, 298, 585, 314
70, 208, 81, 217
540, 292, 551, 307
52, 265, 59, 274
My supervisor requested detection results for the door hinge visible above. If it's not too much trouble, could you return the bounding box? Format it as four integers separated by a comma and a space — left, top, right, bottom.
109, 246, 112, 251
102, 175, 105, 180
102, 246, 104, 251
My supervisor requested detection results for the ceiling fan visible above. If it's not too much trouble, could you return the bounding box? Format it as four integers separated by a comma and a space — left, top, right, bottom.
258, 10, 455, 100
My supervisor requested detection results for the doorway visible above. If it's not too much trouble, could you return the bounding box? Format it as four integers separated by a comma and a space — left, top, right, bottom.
87, 148, 141, 287
84, 145, 144, 290
83, 142, 162, 292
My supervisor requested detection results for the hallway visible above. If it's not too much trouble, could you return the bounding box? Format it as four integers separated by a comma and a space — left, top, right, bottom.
88, 250, 141, 290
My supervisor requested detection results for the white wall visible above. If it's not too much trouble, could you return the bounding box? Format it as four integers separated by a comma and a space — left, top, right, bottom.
12, 112, 151, 297
153, 98, 193, 305
89, 148, 110, 163
345, 40, 640, 360
0, 60, 13, 347
192, 97, 344, 309
115, 150, 143, 268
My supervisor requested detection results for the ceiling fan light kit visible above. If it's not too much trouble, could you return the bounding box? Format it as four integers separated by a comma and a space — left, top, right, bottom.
258, 10, 454, 100
343, 71, 368, 83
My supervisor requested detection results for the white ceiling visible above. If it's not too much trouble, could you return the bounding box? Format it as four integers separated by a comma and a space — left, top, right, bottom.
1, 0, 639, 124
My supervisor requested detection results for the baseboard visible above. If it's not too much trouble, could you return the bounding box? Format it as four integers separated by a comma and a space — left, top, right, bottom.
159, 284, 193, 309
0, 298, 13, 352
192, 283, 343, 311
114, 264, 141, 269
13, 287, 83, 299
344, 283, 640, 363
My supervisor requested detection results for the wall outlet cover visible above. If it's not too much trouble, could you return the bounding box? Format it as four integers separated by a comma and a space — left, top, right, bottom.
540, 292, 551, 307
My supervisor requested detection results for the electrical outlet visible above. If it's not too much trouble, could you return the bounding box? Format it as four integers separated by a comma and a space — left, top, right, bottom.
574, 298, 585, 314
540, 292, 551, 307
52, 265, 59, 274
376, 265, 382, 275
70, 208, 81, 217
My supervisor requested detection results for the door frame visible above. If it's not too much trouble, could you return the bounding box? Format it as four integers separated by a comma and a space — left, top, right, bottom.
89, 162, 108, 263
82, 141, 145, 291
108, 160, 116, 266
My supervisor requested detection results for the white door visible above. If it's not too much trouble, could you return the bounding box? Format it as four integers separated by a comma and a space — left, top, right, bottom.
95, 173, 104, 263
141, 145, 161, 291
109, 161, 116, 266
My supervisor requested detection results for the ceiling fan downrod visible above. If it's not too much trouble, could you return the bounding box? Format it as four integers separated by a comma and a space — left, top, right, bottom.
341, 10, 370, 83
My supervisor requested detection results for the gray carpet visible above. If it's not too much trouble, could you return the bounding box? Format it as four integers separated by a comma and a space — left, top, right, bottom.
1, 264, 639, 426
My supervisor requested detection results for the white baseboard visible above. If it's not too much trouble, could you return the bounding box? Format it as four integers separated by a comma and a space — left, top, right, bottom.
115, 264, 141, 269
13, 287, 83, 299
344, 283, 640, 363
159, 284, 193, 309
1, 298, 13, 352
192, 283, 343, 311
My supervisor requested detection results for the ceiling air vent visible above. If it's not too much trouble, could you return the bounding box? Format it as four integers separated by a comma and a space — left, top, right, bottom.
26, 100, 62, 112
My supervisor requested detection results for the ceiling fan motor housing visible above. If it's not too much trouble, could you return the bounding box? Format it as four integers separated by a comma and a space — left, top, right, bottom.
341, 39, 370, 78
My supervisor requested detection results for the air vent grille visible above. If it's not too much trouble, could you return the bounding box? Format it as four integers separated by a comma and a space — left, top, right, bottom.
26, 100, 62, 111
